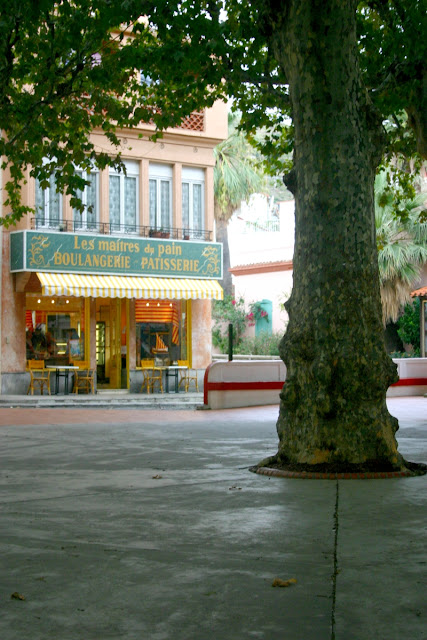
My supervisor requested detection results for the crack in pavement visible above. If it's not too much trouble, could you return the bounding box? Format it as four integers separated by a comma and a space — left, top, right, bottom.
331, 480, 339, 640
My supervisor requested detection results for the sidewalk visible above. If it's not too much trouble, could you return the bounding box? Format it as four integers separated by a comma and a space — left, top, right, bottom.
0, 397, 426, 640
0, 390, 205, 410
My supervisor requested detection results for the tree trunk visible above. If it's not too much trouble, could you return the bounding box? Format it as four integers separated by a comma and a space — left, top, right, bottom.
216, 215, 233, 297
268, 0, 405, 469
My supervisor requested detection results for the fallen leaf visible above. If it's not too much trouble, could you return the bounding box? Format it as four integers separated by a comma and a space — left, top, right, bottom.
272, 578, 297, 588
11, 592, 26, 600
152, 474, 162, 479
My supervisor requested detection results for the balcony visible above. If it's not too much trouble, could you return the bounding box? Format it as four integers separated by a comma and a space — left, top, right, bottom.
30, 218, 212, 242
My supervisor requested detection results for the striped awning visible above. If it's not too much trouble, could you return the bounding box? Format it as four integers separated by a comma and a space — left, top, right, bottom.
37, 273, 223, 300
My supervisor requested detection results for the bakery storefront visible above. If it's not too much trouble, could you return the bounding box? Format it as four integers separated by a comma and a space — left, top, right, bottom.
11, 230, 222, 392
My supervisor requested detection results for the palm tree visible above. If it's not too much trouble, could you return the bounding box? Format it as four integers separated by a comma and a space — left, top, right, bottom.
376, 171, 427, 323
214, 115, 264, 295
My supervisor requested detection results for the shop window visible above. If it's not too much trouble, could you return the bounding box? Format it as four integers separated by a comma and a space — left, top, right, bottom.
73, 168, 99, 231
35, 174, 62, 229
182, 167, 204, 239
149, 163, 172, 233
109, 160, 139, 233
135, 300, 187, 366
25, 296, 86, 364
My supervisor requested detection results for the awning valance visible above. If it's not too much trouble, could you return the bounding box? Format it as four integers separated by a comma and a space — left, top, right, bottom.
37, 273, 223, 301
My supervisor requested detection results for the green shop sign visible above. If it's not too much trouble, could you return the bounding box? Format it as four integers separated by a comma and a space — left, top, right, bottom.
10, 230, 223, 279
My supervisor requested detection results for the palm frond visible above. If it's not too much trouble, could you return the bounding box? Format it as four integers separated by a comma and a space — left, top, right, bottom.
375, 170, 427, 324
214, 127, 265, 223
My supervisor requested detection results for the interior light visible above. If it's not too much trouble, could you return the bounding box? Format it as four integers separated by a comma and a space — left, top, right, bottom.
146, 302, 149, 306
37, 299, 41, 304
51, 299, 55, 304
157, 302, 160, 307
66, 299, 69, 304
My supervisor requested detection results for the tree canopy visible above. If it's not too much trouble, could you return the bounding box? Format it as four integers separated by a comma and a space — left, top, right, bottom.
0, 0, 224, 224
1, 1, 425, 226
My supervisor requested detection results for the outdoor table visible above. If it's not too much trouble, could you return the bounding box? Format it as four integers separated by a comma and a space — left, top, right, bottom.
46, 365, 79, 395
157, 365, 188, 393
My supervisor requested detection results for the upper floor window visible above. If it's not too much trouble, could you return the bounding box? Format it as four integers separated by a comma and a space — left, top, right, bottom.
109, 160, 139, 233
182, 167, 205, 238
149, 164, 172, 231
35, 174, 62, 229
73, 167, 99, 231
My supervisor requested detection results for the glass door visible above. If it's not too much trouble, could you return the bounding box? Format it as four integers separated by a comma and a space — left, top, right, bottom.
96, 299, 123, 389
96, 321, 106, 382
109, 299, 122, 389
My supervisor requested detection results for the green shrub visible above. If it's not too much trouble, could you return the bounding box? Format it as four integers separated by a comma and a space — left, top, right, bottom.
212, 295, 248, 352
238, 331, 284, 356
212, 297, 285, 356
397, 298, 420, 356
388, 351, 419, 359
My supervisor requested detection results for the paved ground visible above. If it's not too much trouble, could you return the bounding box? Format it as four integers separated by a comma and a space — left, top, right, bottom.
0, 397, 426, 640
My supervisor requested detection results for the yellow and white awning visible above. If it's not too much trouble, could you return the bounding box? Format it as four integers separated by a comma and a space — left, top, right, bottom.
37, 273, 223, 301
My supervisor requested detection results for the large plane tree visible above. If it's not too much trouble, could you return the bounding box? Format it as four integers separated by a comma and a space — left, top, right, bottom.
1, 1, 426, 472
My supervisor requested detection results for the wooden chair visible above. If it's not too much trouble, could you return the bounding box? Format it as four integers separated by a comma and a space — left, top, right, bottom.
139, 359, 163, 394
73, 361, 95, 394
177, 360, 199, 392
27, 360, 51, 395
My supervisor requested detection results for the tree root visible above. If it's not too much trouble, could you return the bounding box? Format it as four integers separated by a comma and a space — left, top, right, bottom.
251, 456, 426, 477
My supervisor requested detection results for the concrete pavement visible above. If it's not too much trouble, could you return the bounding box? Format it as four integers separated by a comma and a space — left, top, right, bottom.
0, 391, 205, 410
0, 397, 426, 640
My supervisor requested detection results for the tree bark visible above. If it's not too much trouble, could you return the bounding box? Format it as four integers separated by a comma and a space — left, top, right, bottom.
216, 215, 233, 297
267, 0, 405, 469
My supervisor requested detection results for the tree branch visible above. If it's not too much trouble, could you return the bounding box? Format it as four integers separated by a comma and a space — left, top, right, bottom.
0, 13, 22, 95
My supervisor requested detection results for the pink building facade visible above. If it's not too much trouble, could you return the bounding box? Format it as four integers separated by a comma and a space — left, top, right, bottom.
1, 102, 227, 393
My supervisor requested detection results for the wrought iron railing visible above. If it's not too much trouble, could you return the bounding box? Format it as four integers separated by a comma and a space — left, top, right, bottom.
243, 219, 280, 233
30, 218, 212, 242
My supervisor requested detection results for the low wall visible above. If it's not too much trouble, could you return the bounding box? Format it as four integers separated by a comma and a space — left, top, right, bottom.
388, 357, 427, 397
204, 360, 286, 409
204, 357, 427, 409
212, 354, 281, 361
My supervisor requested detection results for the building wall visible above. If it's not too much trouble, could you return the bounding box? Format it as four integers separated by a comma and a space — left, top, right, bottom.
228, 199, 295, 337
2, 232, 26, 370
17, 113, 225, 235
228, 199, 295, 267
233, 269, 293, 335
191, 299, 212, 369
